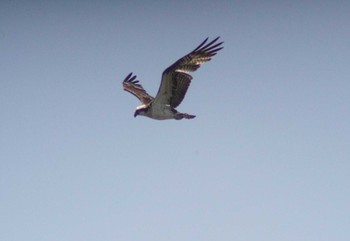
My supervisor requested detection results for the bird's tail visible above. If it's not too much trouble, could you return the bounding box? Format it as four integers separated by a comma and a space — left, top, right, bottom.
175, 113, 196, 120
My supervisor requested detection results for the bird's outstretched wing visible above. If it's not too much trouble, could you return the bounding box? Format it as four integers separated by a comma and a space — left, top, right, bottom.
122, 73, 154, 104
153, 37, 223, 108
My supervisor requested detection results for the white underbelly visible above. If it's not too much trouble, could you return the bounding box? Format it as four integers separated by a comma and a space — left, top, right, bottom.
149, 105, 175, 120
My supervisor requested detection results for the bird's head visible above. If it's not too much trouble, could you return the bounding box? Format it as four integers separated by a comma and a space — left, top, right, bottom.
134, 109, 141, 117
134, 105, 148, 118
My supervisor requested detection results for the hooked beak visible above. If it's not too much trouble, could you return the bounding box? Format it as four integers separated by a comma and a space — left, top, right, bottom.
134, 111, 138, 118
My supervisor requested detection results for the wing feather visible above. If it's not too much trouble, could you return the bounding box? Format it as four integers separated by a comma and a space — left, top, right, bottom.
154, 37, 223, 108
122, 73, 154, 104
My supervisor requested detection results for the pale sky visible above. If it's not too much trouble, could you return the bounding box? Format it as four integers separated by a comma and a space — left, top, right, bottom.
1, 1, 350, 241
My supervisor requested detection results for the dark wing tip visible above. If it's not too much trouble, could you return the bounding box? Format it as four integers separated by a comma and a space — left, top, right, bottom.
192, 37, 224, 55
123, 72, 139, 84
192, 37, 209, 52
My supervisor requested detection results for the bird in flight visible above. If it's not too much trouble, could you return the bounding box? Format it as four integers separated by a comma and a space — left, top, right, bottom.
122, 37, 223, 120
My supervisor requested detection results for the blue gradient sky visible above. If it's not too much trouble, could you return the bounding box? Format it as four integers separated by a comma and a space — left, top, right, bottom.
1, 1, 349, 241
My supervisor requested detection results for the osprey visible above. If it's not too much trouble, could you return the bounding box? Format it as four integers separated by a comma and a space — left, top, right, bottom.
122, 37, 223, 120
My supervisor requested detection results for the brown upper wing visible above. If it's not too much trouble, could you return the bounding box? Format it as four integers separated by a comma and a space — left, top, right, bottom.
153, 37, 223, 108
122, 73, 154, 104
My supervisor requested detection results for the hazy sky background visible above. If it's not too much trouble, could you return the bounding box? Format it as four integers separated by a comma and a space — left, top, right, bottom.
1, 1, 349, 241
